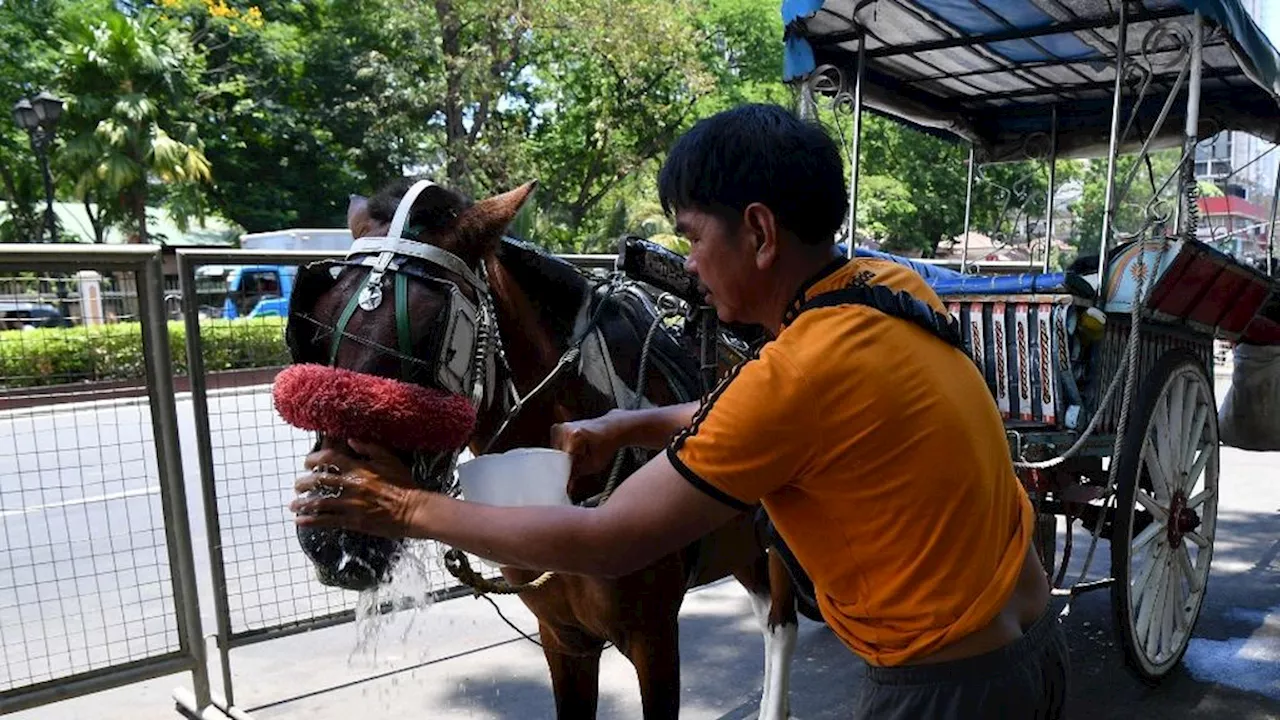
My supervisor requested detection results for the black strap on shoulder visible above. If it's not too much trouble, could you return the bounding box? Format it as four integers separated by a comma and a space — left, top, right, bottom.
790, 282, 965, 351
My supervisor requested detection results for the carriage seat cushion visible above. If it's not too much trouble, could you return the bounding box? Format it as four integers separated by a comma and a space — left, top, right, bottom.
845, 246, 1095, 299
926, 272, 1094, 297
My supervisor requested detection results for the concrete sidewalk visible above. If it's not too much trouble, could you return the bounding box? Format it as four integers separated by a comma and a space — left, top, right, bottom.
236, 579, 844, 720
13, 549, 1280, 720
11, 577, 839, 720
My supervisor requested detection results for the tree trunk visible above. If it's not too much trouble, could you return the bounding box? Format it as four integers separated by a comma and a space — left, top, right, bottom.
433, 0, 469, 193
129, 189, 148, 244
84, 195, 106, 243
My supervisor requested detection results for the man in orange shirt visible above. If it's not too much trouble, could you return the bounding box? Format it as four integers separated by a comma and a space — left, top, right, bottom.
292, 103, 1069, 718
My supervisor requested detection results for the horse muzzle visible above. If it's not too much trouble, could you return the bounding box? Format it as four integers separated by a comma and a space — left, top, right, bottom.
273, 363, 478, 591
297, 525, 403, 591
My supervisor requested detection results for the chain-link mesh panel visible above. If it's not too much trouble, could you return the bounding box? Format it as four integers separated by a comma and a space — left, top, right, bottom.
194, 264, 498, 641
0, 271, 180, 691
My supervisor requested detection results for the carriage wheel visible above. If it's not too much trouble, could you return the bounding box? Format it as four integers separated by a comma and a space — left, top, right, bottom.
1110, 349, 1219, 681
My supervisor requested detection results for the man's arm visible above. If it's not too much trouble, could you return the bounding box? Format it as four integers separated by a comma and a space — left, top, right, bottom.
295, 443, 740, 578
611, 401, 700, 449
411, 449, 737, 576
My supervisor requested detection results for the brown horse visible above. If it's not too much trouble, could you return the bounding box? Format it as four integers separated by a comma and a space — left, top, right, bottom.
284, 177, 801, 719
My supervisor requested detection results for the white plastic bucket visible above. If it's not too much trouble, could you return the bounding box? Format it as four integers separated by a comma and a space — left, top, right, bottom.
456, 448, 574, 507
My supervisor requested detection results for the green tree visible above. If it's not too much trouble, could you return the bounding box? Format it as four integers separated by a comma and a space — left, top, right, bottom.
155, 0, 356, 231
0, 0, 65, 243
520, 0, 792, 250
57, 5, 212, 243
524, 0, 713, 233
855, 175, 917, 251
1068, 148, 1182, 259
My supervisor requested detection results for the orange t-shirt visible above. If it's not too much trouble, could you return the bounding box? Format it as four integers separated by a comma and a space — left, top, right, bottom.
668, 257, 1034, 666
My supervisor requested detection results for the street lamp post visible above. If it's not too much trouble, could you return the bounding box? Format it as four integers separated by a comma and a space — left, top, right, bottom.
13, 91, 68, 318
12, 91, 63, 244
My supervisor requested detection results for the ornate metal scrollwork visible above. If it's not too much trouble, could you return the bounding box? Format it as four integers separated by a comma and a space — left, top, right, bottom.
1103, 16, 1215, 245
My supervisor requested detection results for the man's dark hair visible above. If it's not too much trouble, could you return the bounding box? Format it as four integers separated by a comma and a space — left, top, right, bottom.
658, 103, 848, 245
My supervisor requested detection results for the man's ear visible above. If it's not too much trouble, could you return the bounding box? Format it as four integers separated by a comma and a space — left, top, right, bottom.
743, 203, 779, 270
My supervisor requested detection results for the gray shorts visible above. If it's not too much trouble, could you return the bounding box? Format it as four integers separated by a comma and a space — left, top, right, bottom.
856, 608, 1070, 719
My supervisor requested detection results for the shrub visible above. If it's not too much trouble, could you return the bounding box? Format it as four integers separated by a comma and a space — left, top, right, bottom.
0, 317, 290, 389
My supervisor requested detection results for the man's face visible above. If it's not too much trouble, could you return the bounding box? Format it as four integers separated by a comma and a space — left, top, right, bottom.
675, 208, 757, 325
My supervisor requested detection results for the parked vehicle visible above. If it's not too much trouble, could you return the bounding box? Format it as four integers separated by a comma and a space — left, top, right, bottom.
0, 301, 71, 330
216, 228, 352, 319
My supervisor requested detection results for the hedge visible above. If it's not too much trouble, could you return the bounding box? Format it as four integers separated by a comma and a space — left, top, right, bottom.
0, 317, 291, 389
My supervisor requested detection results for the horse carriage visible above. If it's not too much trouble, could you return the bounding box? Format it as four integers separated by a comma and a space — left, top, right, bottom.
784, 0, 1280, 681
271, 1, 1280, 717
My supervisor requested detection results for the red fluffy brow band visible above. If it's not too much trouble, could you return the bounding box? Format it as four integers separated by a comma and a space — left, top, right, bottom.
273, 364, 477, 452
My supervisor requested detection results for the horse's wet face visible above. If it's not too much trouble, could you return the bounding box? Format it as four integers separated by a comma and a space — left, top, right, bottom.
286, 179, 536, 591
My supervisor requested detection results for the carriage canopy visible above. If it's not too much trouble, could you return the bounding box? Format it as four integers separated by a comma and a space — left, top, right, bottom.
782, 0, 1280, 162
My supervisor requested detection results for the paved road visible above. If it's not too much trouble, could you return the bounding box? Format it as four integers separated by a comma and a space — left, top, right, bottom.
1, 386, 410, 695
1, 383, 479, 699
3, 375, 1279, 718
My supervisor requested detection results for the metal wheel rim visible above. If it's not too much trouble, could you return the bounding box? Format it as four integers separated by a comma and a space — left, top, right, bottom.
1123, 364, 1219, 676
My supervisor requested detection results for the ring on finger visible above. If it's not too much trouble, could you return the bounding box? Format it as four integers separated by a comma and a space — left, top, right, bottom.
312, 482, 343, 499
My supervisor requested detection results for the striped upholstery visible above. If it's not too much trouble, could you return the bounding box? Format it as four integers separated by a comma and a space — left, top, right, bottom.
944, 295, 1214, 433
945, 296, 1084, 428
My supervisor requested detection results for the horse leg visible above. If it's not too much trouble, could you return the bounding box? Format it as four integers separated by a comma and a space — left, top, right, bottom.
541, 624, 606, 720
734, 551, 798, 720
765, 549, 798, 719
619, 621, 682, 720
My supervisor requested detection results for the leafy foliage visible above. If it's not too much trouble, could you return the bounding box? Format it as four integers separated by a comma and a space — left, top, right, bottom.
0, 316, 288, 387
56, 3, 212, 242
3, 0, 1229, 265
0, 0, 65, 243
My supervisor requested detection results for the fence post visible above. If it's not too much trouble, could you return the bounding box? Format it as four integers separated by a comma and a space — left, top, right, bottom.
138, 250, 212, 711
177, 251, 239, 708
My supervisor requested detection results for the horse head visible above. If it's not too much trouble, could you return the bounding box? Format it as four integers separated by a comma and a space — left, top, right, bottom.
278, 177, 536, 591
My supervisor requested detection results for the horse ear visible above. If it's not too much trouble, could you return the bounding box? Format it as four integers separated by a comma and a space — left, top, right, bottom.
456, 181, 537, 260
347, 194, 374, 239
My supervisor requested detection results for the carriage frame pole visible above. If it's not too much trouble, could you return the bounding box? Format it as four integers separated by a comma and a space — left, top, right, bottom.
961, 144, 976, 268
1267, 135, 1280, 277
1097, 0, 1128, 282
847, 35, 866, 258
1180, 11, 1204, 241
1043, 105, 1058, 272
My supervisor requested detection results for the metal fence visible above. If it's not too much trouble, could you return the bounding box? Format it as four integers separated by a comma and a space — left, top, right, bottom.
0, 245, 208, 715
0, 245, 621, 718
175, 249, 517, 716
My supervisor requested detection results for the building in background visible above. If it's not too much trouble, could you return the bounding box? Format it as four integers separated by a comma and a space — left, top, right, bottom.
1194, 0, 1278, 247
1196, 195, 1271, 262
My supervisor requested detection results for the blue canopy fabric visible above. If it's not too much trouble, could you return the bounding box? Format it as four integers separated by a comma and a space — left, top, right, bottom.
841, 245, 1087, 296
783, 0, 1280, 162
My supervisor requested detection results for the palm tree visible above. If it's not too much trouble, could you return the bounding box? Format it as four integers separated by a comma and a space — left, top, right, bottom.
58, 8, 211, 243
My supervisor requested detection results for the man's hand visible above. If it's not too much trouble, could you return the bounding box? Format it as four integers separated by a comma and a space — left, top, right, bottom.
551, 410, 629, 480
290, 441, 428, 539
552, 402, 702, 480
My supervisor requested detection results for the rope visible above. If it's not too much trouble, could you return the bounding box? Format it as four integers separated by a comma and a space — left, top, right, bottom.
1051, 230, 1172, 600
477, 592, 545, 648
443, 549, 554, 595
